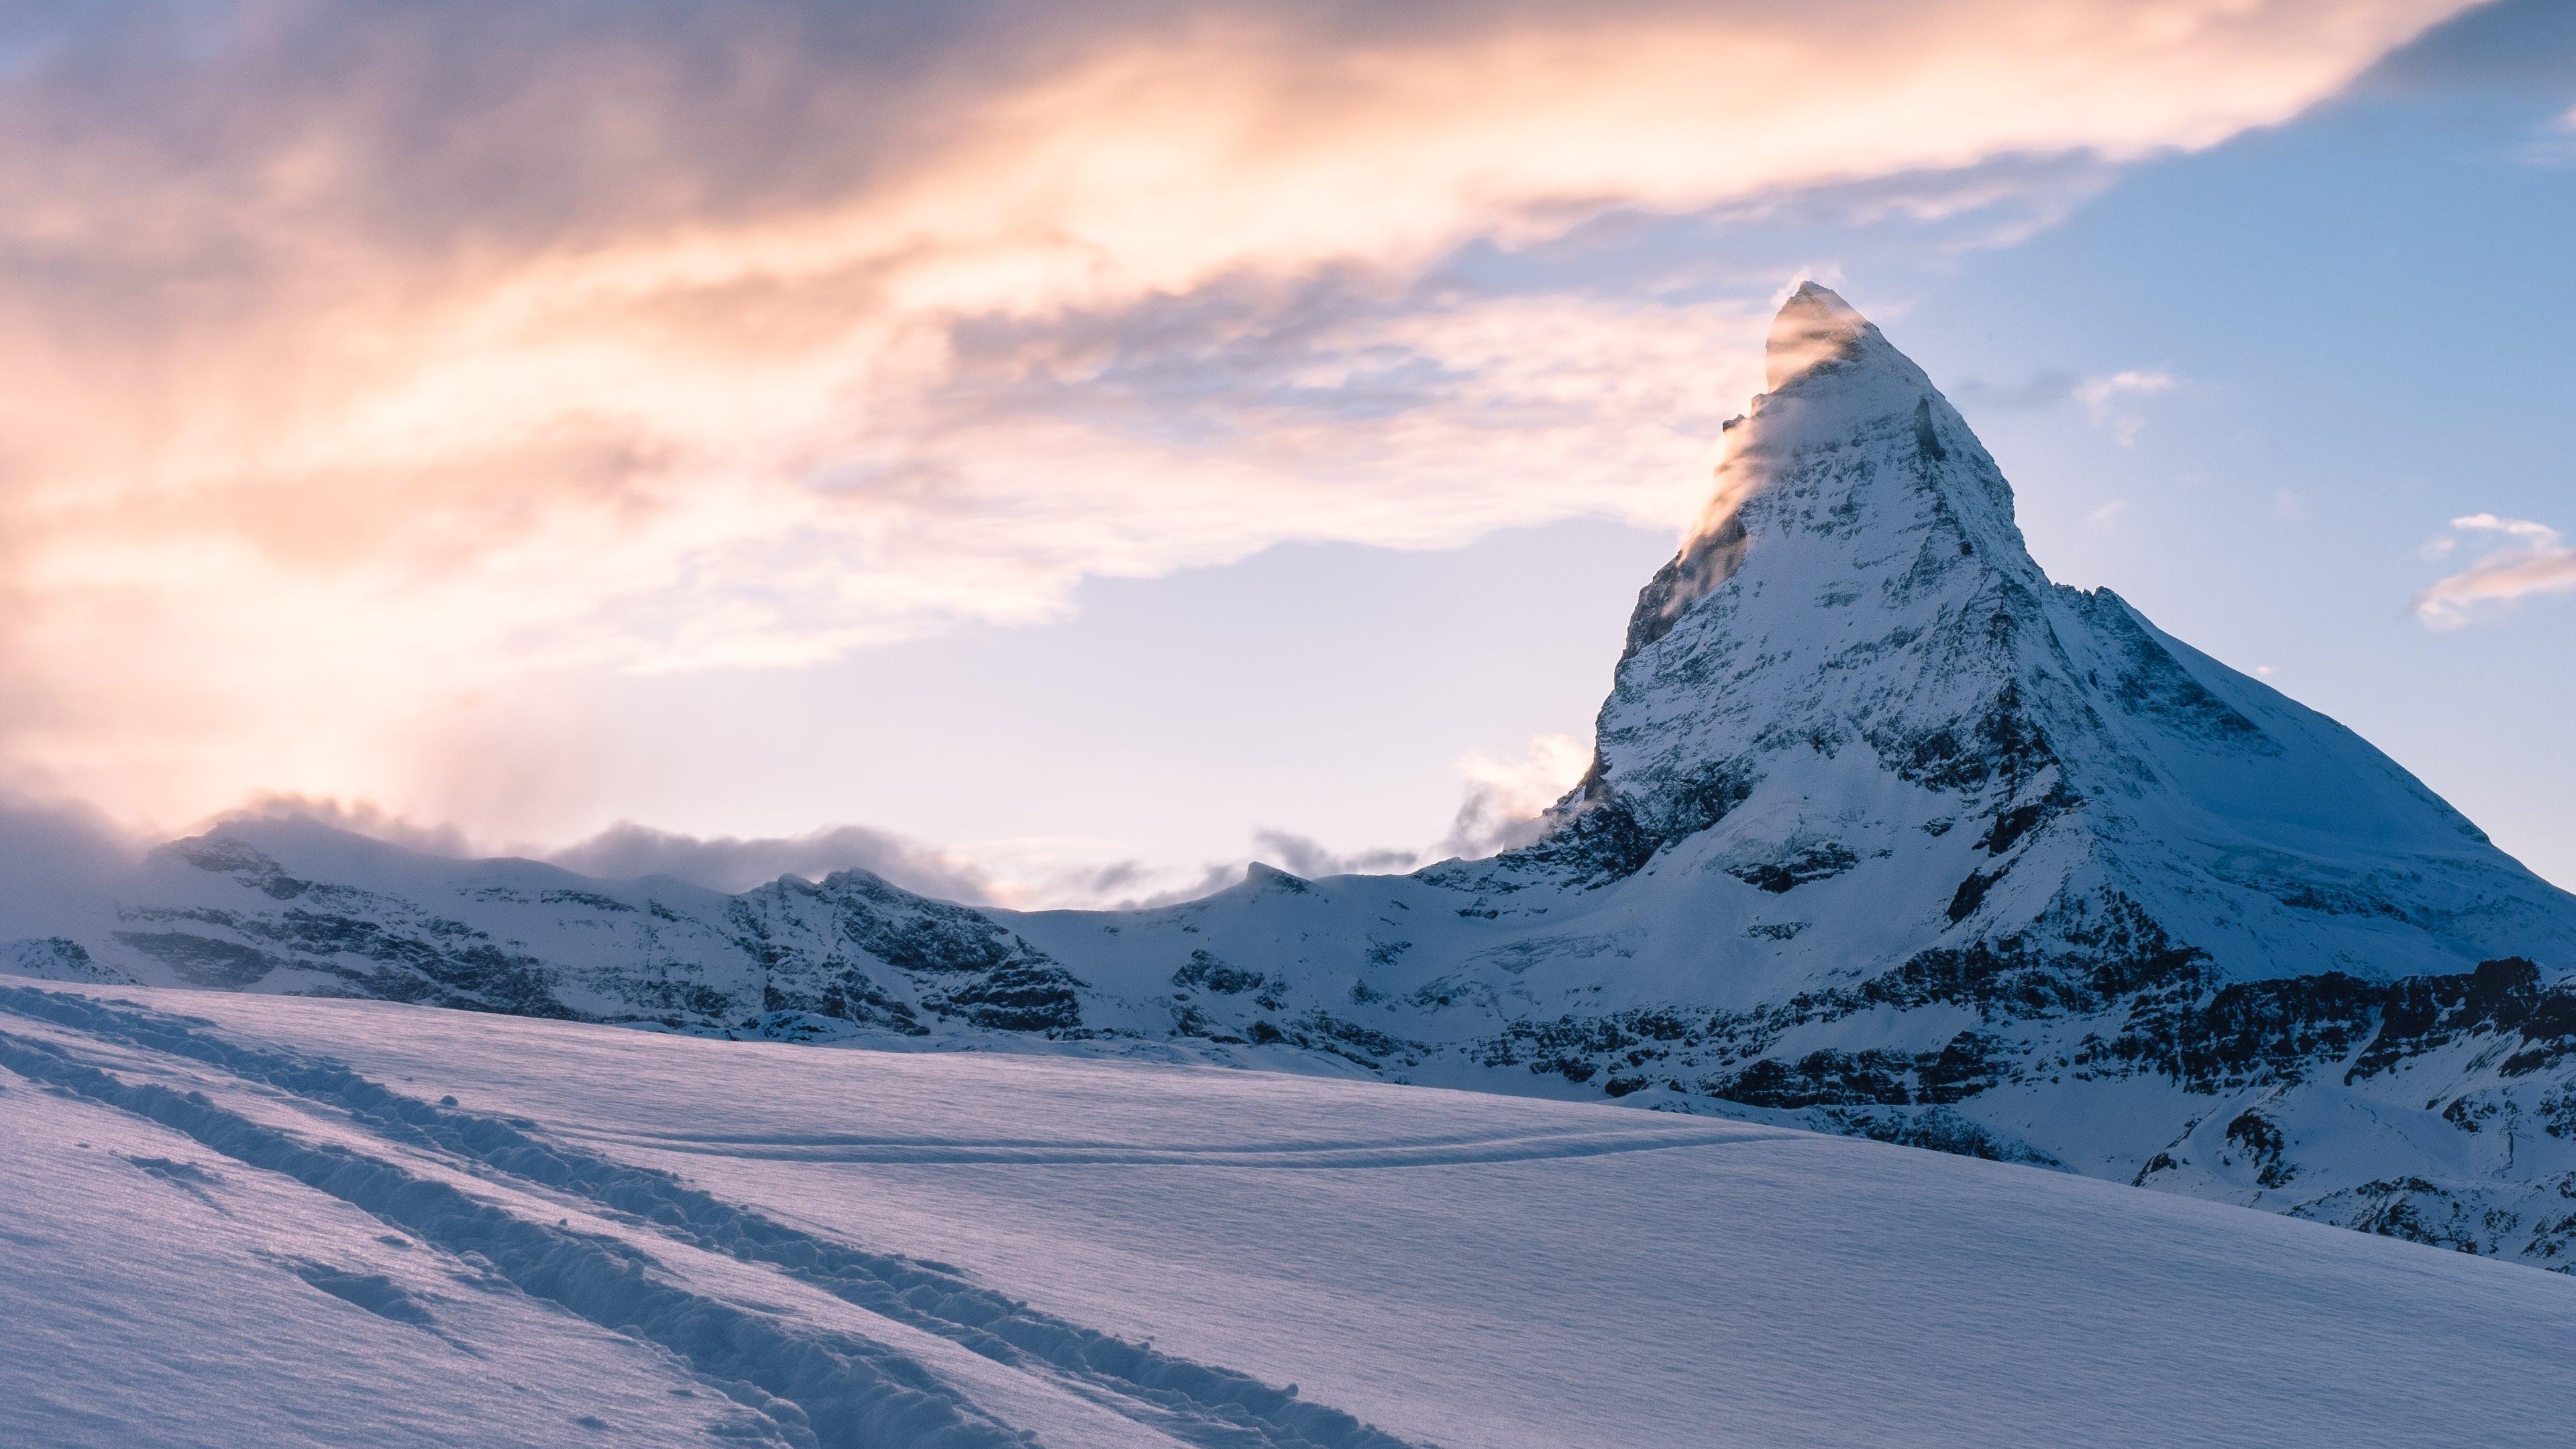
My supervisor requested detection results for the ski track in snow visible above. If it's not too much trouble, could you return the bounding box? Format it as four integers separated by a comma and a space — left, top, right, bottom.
0, 984, 1428, 1449
568, 1123, 1798, 1169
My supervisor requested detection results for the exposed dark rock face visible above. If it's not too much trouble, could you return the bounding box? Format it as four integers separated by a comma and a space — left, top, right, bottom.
1619, 511, 1752, 663
113, 930, 289, 989
113, 886, 573, 1014
1173, 951, 1269, 996
1728, 843, 1860, 894
1497, 759, 1761, 888
1817, 1106, 2059, 1167
54, 835, 1087, 1041
2090, 957, 2564, 1094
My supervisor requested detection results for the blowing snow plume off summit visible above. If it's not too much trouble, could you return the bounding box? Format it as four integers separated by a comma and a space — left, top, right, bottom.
16, 285, 2576, 1269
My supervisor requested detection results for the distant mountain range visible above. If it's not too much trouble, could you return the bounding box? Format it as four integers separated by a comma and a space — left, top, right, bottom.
15, 284, 2576, 1268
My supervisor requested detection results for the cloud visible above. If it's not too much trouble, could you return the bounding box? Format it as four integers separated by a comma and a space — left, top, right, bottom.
1057, 731, 1597, 906
541, 821, 999, 903
1437, 733, 1596, 858
174, 791, 1002, 902
0, 1, 2477, 833
0, 792, 144, 943
2414, 513, 2576, 627
2451, 511, 2562, 539
1245, 831, 1425, 881
211, 794, 478, 859
1250, 731, 1592, 873
1951, 369, 2086, 411
2514, 103, 2576, 166
132, 730, 1594, 911
2074, 370, 2178, 411
2074, 368, 2176, 445
1953, 366, 2174, 443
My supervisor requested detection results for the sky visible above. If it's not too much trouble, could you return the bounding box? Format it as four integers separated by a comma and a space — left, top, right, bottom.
0, 0, 2570, 904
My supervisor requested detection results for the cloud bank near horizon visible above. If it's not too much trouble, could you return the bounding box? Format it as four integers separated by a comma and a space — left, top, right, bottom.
0, 0, 2477, 838
274, 731, 1595, 909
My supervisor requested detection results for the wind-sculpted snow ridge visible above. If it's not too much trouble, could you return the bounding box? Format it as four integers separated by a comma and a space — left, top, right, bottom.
12, 284, 2576, 1269
0, 985, 1426, 1449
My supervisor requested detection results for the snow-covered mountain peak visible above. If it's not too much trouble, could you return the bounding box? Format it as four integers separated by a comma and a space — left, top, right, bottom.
1534, 288, 2053, 882
1764, 280, 1889, 389
1635, 289, 2031, 672
1505, 284, 2576, 1000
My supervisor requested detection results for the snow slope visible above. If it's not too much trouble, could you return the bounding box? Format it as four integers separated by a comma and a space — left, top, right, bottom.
10, 285, 2576, 1267
5, 979, 2575, 1449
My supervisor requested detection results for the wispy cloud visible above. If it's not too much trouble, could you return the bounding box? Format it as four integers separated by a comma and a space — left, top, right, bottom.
2074, 370, 2178, 410
167, 729, 1596, 910
1953, 365, 2174, 443
0, 1, 2478, 833
2513, 103, 2576, 166
2074, 368, 2177, 445
2414, 513, 2576, 627
0, 792, 142, 940
1439, 733, 1595, 858
1950, 369, 2086, 410
543, 820, 998, 903
1065, 731, 1594, 905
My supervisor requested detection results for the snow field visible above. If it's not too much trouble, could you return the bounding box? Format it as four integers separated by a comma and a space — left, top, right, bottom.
7, 981, 2576, 1448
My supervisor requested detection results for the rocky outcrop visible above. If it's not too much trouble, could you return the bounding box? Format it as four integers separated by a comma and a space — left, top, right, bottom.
24, 827, 1086, 1042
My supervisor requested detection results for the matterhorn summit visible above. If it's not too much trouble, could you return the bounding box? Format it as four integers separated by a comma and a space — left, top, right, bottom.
16, 285, 2576, 1267
1521, 281, 2570, 989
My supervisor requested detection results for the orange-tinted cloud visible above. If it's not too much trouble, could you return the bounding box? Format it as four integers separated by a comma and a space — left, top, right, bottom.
2414, 514, 2576, 627
0, 1, 2477, 833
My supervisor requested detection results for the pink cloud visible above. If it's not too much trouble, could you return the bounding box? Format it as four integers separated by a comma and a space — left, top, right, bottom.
0, 1, 2479, 835
2413, 514, 2576, 629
